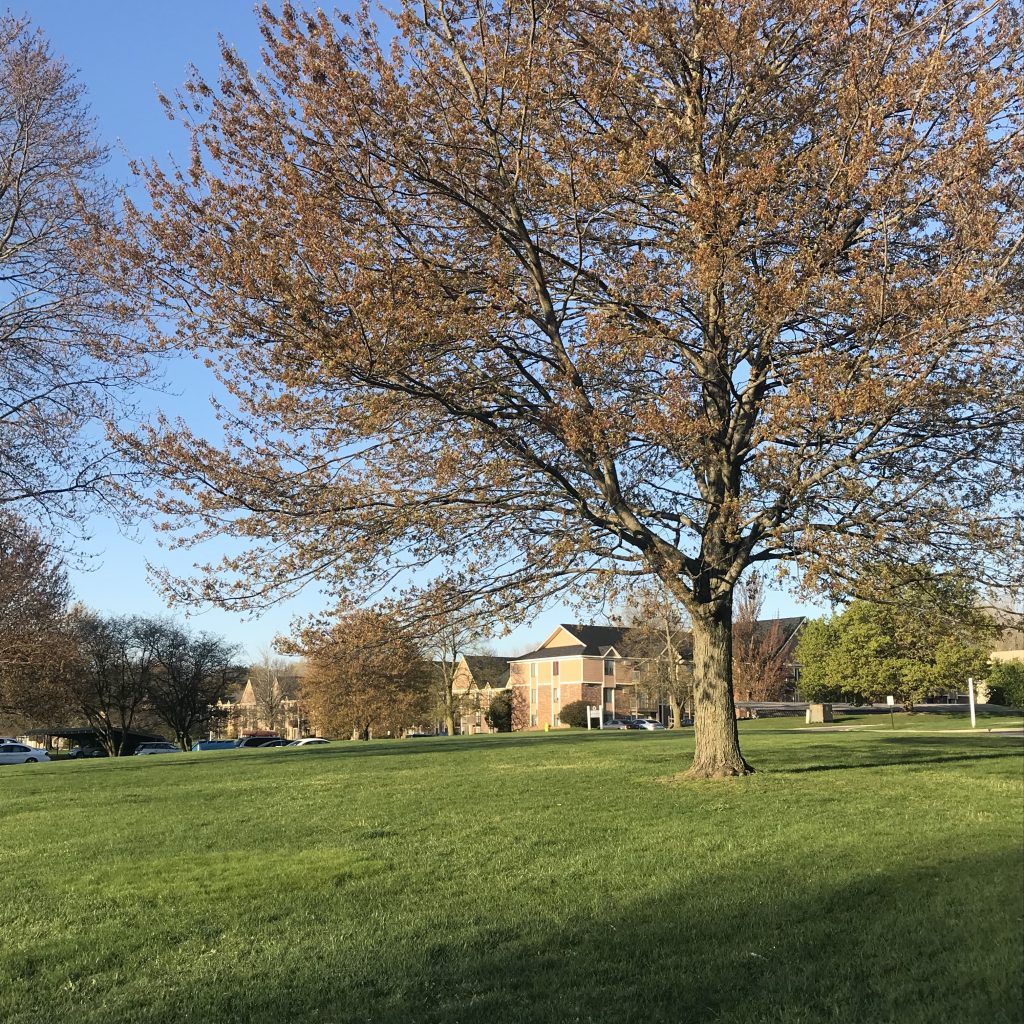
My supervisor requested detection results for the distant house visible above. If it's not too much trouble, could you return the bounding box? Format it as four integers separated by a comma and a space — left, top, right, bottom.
991, 615, 1024, 665
509, 624, 645, 730
506, 618, 807, 731
215, 666, 307, 739
452, 655, 511, 735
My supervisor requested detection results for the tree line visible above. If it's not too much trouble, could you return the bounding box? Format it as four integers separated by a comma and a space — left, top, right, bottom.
0, 513, 242, 753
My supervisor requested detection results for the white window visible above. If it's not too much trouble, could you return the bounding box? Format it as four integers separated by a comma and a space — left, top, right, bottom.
530, 662, 537, 679
531, 687, 537, 704
530, 713, 538, 727
604, 658, 615, 676
553, 686, 560, 703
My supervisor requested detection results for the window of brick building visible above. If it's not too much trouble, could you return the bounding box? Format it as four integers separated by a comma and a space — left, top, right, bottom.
553, 686, 560, 704
552, 660, 559, 676
604, 658, 615, 676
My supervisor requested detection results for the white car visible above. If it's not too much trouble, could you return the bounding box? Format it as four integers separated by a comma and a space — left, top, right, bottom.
133, 742, 181, 756
287, 737, 330, 746
0, 742, 51, 764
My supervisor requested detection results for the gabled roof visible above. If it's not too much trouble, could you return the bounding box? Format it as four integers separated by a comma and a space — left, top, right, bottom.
511, 625, 640, 661
461, 655, 510, 689
510, 643, 587, 662
513, 617, 806, 664
559, 624, 631, 652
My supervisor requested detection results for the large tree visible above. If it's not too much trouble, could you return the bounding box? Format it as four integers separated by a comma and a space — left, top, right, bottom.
108, 0, 1024, 776
0, 15, 146, 528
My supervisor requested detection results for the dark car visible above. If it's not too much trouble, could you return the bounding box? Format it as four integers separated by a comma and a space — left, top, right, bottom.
234, 736, 284, 748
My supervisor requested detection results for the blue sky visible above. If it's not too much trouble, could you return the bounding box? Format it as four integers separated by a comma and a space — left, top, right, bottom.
24, 1, 821, 660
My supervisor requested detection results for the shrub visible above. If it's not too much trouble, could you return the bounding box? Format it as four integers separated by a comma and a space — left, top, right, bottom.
484, 691, 514, 732
558, 699, 590, 728
986, 661, 1024, 709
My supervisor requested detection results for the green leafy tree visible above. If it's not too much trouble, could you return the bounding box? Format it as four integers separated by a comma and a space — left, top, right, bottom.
484, 690, 514, 733
558, 700, 590, 729
796, 579, 995, 709
985, 662, 1024, 710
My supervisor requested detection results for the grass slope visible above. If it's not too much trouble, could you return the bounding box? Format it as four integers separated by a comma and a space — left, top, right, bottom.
1, 727, 1022, 1024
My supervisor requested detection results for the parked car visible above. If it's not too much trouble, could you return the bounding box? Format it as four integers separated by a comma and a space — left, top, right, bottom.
286, 737, 330, 746
133, 742, 181, 756
69, 744, 107, 758
233, 735, 284, 748
0, 743, 51, 764
633, 719, 667, 730
602, 718, 631, 730
191, 739, 237, 751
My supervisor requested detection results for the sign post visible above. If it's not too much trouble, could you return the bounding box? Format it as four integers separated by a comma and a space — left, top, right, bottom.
968, 677, 976, 729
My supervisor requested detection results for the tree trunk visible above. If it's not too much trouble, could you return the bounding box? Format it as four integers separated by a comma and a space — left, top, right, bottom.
669, 694, 683, 730
687, 595, 753, 778
444, 709, 456, 738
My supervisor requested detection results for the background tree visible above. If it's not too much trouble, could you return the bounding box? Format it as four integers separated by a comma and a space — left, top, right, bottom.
248, 648, 293, 734
0, 14, 145, 529
795, 577, 996, 708
414, 598, 494, 737
299, 610, 433, 740
984, 662, 1024, 710
623, 585, 693, 729
108, 0, 1024, 777
485, 689, 514, 732
557, 699, 590, 729
68, 612, 160, 755
148, 622, 242, 749
732, 573, 790, 703
0, 513, 76, 728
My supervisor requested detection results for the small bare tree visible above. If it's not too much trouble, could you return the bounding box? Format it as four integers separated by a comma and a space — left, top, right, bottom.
249, 648, 293, 733
732, 573, 790, 703
620, 585, 693, 729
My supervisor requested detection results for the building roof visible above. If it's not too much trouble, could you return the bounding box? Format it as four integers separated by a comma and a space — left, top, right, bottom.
461, 655, 510, 689
512, 617, 805, 663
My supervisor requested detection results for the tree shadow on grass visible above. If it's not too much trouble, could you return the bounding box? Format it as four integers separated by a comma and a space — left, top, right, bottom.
72, 846, 1023, 1024
761, 733, 1022, 776
781, 751, 1015, 773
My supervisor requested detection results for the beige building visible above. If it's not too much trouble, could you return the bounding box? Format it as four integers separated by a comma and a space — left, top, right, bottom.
452, 655, 512, 735
508, 624, 649, 730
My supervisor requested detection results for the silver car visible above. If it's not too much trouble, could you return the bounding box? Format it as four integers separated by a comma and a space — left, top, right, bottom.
133, 742, 181, 756
0, 742, 51, 764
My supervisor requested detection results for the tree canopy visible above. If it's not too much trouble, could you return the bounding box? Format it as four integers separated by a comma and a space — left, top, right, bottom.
795, 576, 996, 707
105, 0, 1024, 776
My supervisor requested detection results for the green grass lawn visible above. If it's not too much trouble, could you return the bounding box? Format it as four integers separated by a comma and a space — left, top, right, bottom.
2, 727, 1022, 1024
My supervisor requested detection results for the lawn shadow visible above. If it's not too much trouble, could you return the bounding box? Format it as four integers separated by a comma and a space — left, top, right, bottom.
129, 845, 1023, 1024
764, 733, 1023, 776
